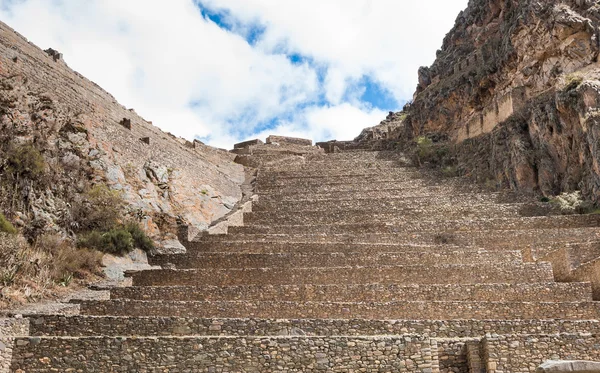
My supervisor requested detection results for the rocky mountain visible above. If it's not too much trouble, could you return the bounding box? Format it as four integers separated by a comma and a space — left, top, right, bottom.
0, 21, 245, 248
363, 0, 600, 204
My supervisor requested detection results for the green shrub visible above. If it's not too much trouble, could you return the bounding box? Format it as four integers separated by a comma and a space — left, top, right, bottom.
415, 136, 454, 168
6, 143, 45, 178
78, 223, 153, 255
125, 222, 155, 252
416, 136, 434, 161
99, 228, 133, 255
72, 184, 123, 232
0, 213, 17, 234
78, 228, 132, 255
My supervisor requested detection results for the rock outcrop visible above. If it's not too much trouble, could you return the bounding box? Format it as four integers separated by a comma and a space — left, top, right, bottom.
0, 21, 244, 246
368, 0, 600, 204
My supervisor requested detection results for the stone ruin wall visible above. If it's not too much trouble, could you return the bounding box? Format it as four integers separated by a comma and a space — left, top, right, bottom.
24, 316, 600, 340
0, 319, 28, 373
0, 20, 244, 242
9, 335, 438, 372
484, 334, 600, 373
456, 87, 527, 142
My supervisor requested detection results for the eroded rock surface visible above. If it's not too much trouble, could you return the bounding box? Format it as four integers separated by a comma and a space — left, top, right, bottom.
366, 0, 600, 203
0, 21, 244, 245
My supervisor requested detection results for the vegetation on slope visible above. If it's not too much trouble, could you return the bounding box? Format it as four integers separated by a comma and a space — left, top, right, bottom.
0, 131, 154, 309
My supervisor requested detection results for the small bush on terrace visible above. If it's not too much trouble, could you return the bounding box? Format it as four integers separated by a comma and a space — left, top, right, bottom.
125, 222, 155, 252
415, 136, 455, 170
77, 222, 154, 255
416, 136, 434, 162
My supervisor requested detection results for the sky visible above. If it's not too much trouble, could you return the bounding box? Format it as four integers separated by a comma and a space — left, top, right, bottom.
0, 0, 468, 148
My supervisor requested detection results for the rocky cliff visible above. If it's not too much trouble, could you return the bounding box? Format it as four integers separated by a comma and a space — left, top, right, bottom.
362, 0, 600, 204
0, 21, 245, 248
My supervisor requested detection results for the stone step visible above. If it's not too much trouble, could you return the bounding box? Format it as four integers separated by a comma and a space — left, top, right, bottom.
244, 205, 525, 224
258, 167, 420, 180
200, 227, 600, 246
76, 299, 600, 320
150, 250, 521, 269
183, 240, 578, 255
9, 335, 436, 372
235, 215, 600, 235
260, 160, 410, 173
253, 193, 508, 211
303, 151, 406, 161
182, 241, 493, 254
256, 173, 448, 187
108, 282, 592, 303
531, 241, 600, 266
27, 315, 600, 338
258, 181, 484, 197
259, 187, 490, 202
128, 263, 553, 287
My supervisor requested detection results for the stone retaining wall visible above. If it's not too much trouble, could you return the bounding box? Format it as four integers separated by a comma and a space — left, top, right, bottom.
9, 336, 436, 372
436, 339, 470, 373
484, 334, 600, 373
243, 206, 528, 224
76, 300, 600, 320
27, 317, 600, 338
129, 263, 553, 287
149, 250, 522, 269
571, 258, 600, 300
203, 228, 600, 247
109, 282, 591, 303
234, 215, 600, 234
0, 318, 29, 373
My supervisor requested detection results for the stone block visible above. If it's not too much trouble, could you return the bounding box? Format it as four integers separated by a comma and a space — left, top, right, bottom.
537, 360, 600, 373
266, 135, 312, 146
234, 139, 264, 149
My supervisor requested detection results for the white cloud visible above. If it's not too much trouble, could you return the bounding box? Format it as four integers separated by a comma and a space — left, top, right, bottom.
250, 103, 387, 144
200, 0, 469, 103
0, 0, 468, 148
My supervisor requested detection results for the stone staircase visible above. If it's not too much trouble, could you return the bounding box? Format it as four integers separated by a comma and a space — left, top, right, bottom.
7, 141, 600, 372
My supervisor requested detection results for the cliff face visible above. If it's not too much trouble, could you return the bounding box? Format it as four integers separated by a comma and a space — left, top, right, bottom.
0, 21, 244, 246
378, 0, 600, 203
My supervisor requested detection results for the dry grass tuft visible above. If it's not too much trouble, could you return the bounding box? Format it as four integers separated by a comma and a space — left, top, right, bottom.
0, 232, 103, 309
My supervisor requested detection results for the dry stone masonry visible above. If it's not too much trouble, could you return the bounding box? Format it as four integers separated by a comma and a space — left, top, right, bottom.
4, 138, 600, 372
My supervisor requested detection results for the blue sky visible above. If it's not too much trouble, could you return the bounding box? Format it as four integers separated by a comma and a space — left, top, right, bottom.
0, 0, 468, 148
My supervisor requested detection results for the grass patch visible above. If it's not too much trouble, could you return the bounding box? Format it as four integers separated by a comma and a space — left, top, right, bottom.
564, 73, 584, 90
0, 213, 17, 234
0, 233, 103, 309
